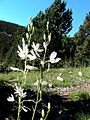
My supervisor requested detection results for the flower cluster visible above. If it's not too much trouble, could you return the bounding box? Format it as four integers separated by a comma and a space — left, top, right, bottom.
17, 38, 60, 64
7, 84, 26, 102
7, 84, 28, 112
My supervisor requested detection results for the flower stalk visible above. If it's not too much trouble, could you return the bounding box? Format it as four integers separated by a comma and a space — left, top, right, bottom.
17, 96, 21, 120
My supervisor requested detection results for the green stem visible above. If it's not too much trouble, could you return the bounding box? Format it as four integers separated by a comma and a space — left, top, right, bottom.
44, 109, 50, 120
17, 96, 21, 120
22, 59, 27, 87
31, 91, 40, 120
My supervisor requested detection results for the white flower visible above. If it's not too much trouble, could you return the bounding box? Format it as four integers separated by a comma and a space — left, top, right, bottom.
57, 76, 63, 82
42, 81, 47, 86
33, 80, 39, 86
7, 94, 14, 102
48, 84, 52, 88
49, 51, 61, 63
32, 42, 43, 57
17, 39, 37, 61
17, 38, 29, 59
27, 50, 37, 60
78, 71, 82, 77
14, 85, 26, 98
10, 67, 23, 72
26, 65, 38, 70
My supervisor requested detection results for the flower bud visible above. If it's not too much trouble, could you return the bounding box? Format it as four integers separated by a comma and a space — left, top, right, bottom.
48, 33, 51, 42
40, 118, 43, 120
43, 33, 46, 40
48, 102, 51, 110
78, 71, 82, 77
47, 21, 49, 30
27, 25, 30, 32
26, 33, 29, 39
42, 109, 45, 118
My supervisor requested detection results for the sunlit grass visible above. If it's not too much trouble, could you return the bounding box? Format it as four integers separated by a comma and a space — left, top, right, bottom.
0, 67, 90, 89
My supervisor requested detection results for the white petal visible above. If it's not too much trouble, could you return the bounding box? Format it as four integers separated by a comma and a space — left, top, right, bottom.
50, 51, 57, 59
7, 94, 14, 102
18, 52, 25, 59
18, 45, 23, 53
54, 58, 61, 63
28, 50, 37, 60
32, 42, 35, 49
43, 42, 47, 50
27, 54, 36, 61
57, 76, 63, 81
26, 65, 38, 70
10, 67, 23, 72
22, 106, 28, 112
49, 59, 55, 63
36, 43, 40, 50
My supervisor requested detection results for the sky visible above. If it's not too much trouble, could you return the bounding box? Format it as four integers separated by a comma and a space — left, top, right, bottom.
0, 0, 90, 37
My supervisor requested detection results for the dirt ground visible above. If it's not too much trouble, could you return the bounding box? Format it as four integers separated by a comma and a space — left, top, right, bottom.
48, 80, 90, 98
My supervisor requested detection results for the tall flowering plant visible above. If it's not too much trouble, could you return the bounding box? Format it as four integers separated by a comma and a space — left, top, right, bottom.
7, 19, 60, 120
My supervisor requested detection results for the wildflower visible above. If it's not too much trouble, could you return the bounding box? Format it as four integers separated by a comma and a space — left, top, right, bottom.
57, 76, 63, 82
14, 85, 26, 98
59, 73, 62, 76
17, 38, 29, 59
28, 50, 37, 61
26, 65, 38, 70
42, 81, 47, 86
33, 80, 39, 86
17, 38, 37, 61
48, 84, 52, 88
32, 42, 43, 57
7, 94, 14, 102
78, 71, 82, 77
69, 71, 72, 74
49, 51, 61, 63
10, 67, 23, 72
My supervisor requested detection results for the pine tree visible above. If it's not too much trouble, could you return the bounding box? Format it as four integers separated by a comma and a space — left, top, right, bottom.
32, 0, 73, 55
74, 12, 90, 66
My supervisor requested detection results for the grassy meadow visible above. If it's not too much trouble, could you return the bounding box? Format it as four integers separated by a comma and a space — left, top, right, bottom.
0, 67, 90, 89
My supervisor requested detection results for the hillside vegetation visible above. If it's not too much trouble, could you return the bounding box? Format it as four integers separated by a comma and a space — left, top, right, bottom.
0, 20, 26, 71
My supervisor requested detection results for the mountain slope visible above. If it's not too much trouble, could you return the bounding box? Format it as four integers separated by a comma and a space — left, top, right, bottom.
0, 20, 26, 72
